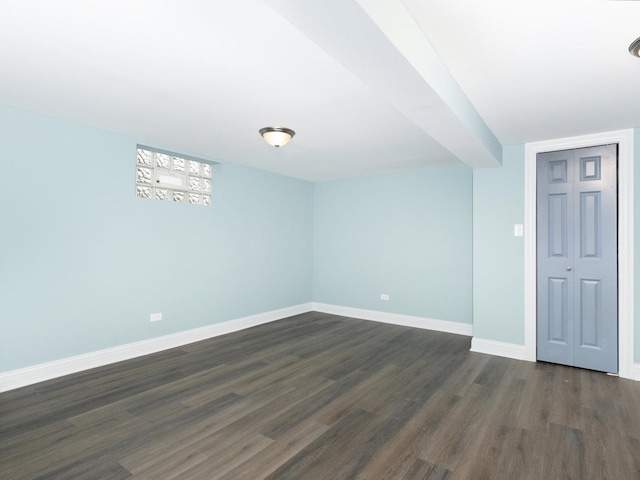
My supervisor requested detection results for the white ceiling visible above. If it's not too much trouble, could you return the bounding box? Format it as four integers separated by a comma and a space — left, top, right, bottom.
403, 0, 640, 145
0, 0, 639, 181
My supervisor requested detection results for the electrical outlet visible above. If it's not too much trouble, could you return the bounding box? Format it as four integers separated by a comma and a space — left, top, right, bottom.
380, 294, 390, 301
150, 312, 162, 322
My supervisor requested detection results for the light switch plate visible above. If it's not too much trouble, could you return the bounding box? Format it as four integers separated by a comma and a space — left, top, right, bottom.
514, 224, 524, 237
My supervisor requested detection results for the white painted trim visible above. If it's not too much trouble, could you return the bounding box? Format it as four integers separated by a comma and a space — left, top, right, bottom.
524, 129, 634, 379
470, 338, 526, 361
0, 303, 313, 393
312, 302, 473, 336
634, 364, 640, 382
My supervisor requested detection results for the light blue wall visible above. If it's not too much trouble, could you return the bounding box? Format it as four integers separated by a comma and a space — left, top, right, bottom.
313, 166, 473, 324
0, 106, 313, 373
472, 146, 525, 343
3, 103, 637, 373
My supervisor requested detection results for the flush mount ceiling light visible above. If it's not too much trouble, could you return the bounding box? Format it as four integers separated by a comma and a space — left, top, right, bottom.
629, 37, 640, 58
259, 127, 295, 148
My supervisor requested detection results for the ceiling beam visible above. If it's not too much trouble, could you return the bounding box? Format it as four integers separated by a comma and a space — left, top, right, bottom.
264, 0, 502, 168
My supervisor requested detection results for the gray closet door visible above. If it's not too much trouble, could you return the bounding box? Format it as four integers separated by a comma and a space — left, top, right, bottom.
537, 144, 618, 373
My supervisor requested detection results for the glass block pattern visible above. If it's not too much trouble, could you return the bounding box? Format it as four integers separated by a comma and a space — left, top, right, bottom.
136, 167, 152, 184
173, 191, 185, 202
135, 148, 212, 206
189, 177, 201, 191
156, 189, 169, 200
137, 149, 153, 166
173, 157, 185, 172
136, 186, 151, 198
156, 153, 170, 169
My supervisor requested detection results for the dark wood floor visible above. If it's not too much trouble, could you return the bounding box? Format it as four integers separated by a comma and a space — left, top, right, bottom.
2, 312, 640, 479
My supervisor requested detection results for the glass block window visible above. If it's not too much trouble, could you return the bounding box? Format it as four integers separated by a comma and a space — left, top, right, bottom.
135, 147, 212, 206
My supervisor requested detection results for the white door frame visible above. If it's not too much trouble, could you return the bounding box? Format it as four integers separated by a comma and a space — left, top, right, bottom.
524, 129, 634, 379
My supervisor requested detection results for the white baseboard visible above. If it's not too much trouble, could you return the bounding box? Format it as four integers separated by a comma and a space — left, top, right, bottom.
312, 302, 473, 336
4, 303, 631, 393
0, 303, 313, 393
470, 338, 527, 361
473, 342, 639, 379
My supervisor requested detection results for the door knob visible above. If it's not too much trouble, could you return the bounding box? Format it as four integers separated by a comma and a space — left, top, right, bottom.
566, 266, 572, 271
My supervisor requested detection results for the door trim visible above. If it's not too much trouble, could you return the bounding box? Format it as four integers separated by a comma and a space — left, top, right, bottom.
524, 129, 634, 379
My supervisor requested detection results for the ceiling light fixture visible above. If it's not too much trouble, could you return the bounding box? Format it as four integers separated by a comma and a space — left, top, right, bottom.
259, 127, 295, 147
629, 37, 640, 58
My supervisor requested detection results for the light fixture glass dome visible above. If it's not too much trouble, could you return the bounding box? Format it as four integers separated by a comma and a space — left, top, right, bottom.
629, 37, 640, 58
259, 127, 295, 147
